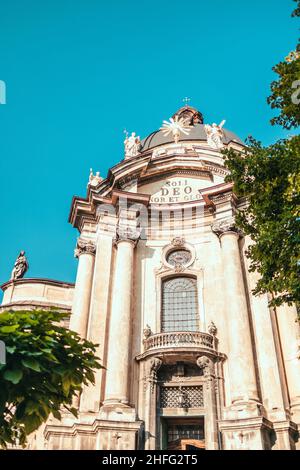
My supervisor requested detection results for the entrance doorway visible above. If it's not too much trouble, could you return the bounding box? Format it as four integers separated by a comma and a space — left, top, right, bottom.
162, 418, 205, 450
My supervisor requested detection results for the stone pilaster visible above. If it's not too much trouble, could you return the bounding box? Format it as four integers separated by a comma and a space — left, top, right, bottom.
144, 357, 162, 450
69, 239, 96, 338
196, 356, 219, 450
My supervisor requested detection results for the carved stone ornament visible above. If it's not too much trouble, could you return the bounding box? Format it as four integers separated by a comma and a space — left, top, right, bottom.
211, 216, 243, 238
143, 324, 152, 341
74, 239, 96, 258
174, 263, 185, 273
10, 251, 29, 281
116, 222, 141, 243
171, 236, 185, 247
208, 321, 217, 336
196, 356, 214, 377
149, 357, 162, 393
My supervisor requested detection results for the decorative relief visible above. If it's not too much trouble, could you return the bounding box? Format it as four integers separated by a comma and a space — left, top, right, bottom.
211, 216, 243, 238
10, 251, 29, 281
196, 356, 214, 377
171, 236, 185, 247
74, 239, 96, 258
149, 357, 162, 393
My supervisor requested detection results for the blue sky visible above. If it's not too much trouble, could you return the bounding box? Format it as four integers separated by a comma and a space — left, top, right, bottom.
0, 0, 298, 290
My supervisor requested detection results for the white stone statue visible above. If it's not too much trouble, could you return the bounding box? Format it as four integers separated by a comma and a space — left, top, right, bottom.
204, 120, 226, 149
124, 132, 141, 159
10, 251, 29, 281
88, 168, 103, 187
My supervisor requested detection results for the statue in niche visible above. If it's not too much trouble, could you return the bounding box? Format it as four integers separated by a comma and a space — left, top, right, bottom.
10, 251, 29, 281
204, 120, 226, 149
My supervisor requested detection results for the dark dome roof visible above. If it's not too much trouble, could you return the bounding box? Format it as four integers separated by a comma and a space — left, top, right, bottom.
140, 106, 243, 151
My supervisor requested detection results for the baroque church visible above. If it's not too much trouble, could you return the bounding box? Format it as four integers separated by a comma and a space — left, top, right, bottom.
1, 105, 300, 450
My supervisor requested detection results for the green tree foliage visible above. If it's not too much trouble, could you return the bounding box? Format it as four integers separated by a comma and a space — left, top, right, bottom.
0, 309, 102, 448
268, 0, 300, 128
223, 136, 300, 307
222, 2, 300, 308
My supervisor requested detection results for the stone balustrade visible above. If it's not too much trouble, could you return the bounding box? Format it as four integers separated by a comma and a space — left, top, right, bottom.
144, 331, 214, 351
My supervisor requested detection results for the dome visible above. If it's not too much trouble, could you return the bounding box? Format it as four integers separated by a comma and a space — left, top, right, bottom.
140, 106, 243, 151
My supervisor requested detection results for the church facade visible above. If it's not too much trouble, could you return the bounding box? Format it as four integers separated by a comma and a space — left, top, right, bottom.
1, 106, 300, 450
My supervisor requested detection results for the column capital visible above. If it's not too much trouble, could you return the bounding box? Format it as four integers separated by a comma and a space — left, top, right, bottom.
74, 239, 96, 258
211, 216, 243, 239
115, 224, 141, 246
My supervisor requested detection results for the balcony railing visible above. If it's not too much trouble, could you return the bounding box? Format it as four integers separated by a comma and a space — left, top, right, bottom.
144, 331, 214, 351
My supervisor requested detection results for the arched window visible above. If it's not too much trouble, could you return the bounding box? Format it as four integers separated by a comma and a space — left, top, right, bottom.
161, 277, 199, 332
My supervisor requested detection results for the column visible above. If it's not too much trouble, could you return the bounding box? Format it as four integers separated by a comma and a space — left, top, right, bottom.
276, 303, 300, 424
69, 239, 96, 338
79, 232, 114, 412
212, 217, 259, 405
104, 235, 137, 405
243, 238, 288, 421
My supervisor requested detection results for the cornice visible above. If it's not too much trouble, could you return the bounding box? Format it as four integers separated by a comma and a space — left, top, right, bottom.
1, 277, 75, 292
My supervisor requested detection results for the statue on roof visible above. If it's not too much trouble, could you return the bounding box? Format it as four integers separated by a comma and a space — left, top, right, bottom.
124, 131, 141, 159
204, 120, 226, 149
88, 168, 103, 187
10, 251, 29, 281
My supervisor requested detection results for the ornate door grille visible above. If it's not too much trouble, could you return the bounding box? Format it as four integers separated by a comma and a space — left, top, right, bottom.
160, 385, 204, 408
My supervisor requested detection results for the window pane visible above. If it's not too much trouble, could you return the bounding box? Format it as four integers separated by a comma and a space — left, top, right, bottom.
162, 277, 199, 332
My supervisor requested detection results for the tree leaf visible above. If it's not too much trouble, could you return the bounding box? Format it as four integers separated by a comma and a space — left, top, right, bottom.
21, 358, 41, 372
3, 369, 23, 384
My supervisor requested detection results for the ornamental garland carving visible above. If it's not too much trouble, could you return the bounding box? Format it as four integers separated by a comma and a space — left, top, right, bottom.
74, 239, 96, 258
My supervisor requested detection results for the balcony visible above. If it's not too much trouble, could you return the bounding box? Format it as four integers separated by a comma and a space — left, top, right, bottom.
143, 331, 215, 353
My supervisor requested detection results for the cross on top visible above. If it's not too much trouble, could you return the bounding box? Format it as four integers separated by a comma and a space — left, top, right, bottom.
182, 97, 191, 107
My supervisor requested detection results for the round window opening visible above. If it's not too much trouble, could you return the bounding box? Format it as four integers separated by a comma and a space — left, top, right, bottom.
166, 249, 192, 267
